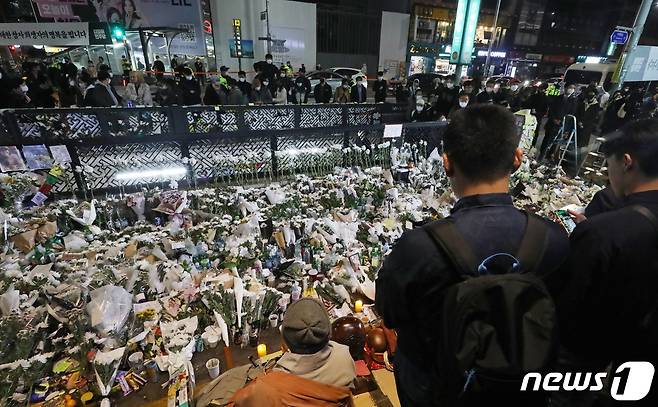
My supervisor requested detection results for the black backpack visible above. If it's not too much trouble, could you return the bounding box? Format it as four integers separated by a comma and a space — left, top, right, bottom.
424, 212, 558, 396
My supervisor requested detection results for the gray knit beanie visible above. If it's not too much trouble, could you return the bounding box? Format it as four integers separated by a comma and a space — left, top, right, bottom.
281, 298, 330, 354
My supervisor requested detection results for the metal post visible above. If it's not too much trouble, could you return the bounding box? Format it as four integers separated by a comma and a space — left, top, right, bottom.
139, 29, 151, 72
29, 0, 40, 22
614, 0, 653, 92
266, 0, 272, 55
483, 0, 502, 79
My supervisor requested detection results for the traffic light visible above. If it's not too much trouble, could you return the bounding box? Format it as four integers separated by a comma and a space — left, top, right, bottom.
110, 24, 125, 41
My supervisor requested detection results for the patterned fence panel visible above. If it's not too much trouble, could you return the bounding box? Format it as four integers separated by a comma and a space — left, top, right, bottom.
75, 142, 183, 190
187, 137, 272, 181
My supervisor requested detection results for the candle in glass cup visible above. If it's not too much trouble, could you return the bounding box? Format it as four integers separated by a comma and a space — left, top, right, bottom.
354, 300, 363, 313
257, 343, 267, 358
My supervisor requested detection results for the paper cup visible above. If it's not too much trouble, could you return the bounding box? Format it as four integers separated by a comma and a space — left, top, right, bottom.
268, 314, 279, 328
201, 331, 211, 346
207, 334, 219, 349
128, 351, 143, 371
205, 358, 220, 379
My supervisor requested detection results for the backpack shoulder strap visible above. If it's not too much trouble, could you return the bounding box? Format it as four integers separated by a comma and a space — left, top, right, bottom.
631, 205, 658, 233
424, 219, 479, 275
629, 206, 658, 329
516, 212, 549, 272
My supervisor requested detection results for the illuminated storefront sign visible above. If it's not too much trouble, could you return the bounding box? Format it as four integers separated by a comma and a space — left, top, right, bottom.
450, 0, 481, 65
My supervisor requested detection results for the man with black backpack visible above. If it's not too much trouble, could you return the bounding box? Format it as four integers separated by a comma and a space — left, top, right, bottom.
375, 104, 569, 407
552, 119, 658, 406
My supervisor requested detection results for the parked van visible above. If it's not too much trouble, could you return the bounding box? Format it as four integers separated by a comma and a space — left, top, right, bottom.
564, 62, 617, 91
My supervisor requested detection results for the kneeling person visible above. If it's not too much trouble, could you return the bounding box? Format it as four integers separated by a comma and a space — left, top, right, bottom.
229, 298, 356, 406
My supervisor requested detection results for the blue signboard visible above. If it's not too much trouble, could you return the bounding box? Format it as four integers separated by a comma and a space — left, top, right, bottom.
611, 30, 629, 45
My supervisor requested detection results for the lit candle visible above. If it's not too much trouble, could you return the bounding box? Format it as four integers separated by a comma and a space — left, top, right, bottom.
354, 300, 363, 313
257, 343, 267, 358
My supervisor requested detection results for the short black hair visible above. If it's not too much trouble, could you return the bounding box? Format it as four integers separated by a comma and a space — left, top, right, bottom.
97, 70, 111, 81
458, 91, 470, 98
266, 53, 273, 59
443, 104, 520, 182
601, 119, 658, 177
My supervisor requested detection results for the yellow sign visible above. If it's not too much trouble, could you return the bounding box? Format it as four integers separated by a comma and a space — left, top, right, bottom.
232, 19, 241, 27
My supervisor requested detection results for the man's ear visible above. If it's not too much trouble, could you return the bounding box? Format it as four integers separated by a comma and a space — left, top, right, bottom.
511, 148, 524, 173
443, 153, 454, 177
623, 153, 634, 172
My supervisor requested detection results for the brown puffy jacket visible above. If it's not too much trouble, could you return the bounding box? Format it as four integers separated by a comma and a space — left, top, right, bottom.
227, 371, 351, 407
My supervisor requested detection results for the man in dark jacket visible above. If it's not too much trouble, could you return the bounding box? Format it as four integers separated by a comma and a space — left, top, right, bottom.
253, 53, 279, 94
576, 89, 601, 148
376, 105, 569, 407
84, 70, 122, 107
62, 57, 78, 80
552, 119, 658, 407
178, 67, 201, 105
350, 76, 367, 103
539, 83, 579, 160
434, 75, 458, 118
152, 56, 166, 79
475, 79, 495, 104
236, 71, 252, 103
373, 71, 388, 103
293, 74, 312, 104
313, 78, 332, 104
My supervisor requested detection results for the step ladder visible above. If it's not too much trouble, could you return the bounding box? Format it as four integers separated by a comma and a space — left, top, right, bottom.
554, 115, 579, 176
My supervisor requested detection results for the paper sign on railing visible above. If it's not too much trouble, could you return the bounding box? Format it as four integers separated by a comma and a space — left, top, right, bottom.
384, 124, 403, 139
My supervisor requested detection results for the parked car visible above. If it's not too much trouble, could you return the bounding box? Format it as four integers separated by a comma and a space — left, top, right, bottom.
306, 70, 347, 96
328, 67, 368, 89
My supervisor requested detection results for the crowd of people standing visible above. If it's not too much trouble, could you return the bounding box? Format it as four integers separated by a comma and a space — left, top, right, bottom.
404, 73, 658, 155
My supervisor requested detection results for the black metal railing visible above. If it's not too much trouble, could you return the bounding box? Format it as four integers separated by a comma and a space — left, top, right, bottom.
0, 104, 444, 196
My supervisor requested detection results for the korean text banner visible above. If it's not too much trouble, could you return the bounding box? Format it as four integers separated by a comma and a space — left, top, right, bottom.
33, 0, 206, 56
625, 46, 658, 82
0, 22, 90, 46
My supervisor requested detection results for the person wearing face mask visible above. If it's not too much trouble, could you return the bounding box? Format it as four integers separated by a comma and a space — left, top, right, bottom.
236, 71, 252, 104
475, 79, 496, 104
539, 83, 578, 160
58, 75, 83, 107
448, 92, 470, 119
293, 73, 312, 104
84, 70, 122, 107
507, 79, 522, 112
493, 80, 512, 108
434, 75, 458, 118
313, 77, 332, 104
154, 78, 182, 106
8, 78, 32, 108
178, 68, 201, 105
395, 79, 411, 105
250, 78, 273, 105
576, 90, 601, 148
276, 67, 293, 103
409, 98, 432, 122
334, 79, 351, 104
203, 76, 229, 106
253, 53, 279, 93
373, 71, 388, 103
350, 77, 367, 103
